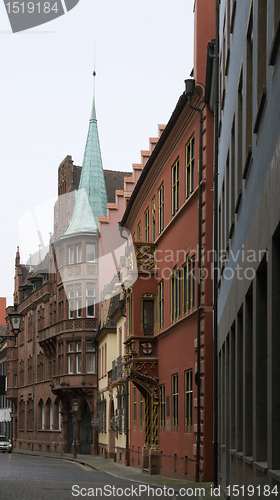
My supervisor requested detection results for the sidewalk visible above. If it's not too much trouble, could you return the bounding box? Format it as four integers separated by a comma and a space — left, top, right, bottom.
13, 448, 226, 499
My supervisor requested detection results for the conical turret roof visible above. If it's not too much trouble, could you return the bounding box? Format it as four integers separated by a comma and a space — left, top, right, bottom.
63, 73, 108, 237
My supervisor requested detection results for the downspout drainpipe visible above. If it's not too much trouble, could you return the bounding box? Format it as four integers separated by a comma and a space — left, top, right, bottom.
213, 0, 220, 488
185, 80, 203, 483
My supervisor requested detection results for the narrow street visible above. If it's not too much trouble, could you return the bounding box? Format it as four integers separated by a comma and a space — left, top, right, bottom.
0, 453, 203, 500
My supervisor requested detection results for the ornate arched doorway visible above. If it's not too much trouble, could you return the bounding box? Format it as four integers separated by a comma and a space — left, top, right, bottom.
80, 402, 92, 454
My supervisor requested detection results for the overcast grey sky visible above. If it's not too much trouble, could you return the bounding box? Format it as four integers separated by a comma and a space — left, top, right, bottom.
0, 0, 194, 305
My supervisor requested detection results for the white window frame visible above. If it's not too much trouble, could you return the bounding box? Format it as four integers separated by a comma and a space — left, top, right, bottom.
76, 353, 82, 374
86, 353, 95, 373
76, 244, 82, 263
69, 246, 74, 264
86, 243, 95, 262
86, 288, 95, 317
68, 354, 73, 374
76, 290, 82, 318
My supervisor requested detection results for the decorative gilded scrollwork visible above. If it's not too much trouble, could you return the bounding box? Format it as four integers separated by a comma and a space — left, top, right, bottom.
136, 245, 155, 270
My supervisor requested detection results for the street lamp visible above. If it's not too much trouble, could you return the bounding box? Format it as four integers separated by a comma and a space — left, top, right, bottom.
1, 303, 23, 348
8, 303, 22, 336
10, 409, 14, 449
72, 398, 78, 459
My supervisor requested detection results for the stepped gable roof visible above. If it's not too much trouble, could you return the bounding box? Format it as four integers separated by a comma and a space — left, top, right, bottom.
120, 91, 189, 226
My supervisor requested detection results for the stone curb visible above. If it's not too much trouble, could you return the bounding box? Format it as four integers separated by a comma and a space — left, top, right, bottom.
12, 449, 226, 499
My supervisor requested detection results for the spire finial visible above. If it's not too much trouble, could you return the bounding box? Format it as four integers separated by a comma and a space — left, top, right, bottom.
90, 47, 97, 122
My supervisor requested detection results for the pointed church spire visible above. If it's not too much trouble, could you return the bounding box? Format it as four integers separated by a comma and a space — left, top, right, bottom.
63, 72, 108, 237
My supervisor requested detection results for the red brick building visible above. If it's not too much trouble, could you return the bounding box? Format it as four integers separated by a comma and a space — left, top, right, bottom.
6, 85, 132, 455
119, 0, 215, 480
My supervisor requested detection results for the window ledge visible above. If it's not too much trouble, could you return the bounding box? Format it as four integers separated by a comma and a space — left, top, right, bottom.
243, 455, 253, 466
235, 190, 242, 215
243, 147, 252, 180
225, 49, 230, 76
218, 120, 222, 138
268, 469, 280, 483
269, 17, 280, 66
221, 88, 226, 111
230, 0, 236, 33
235, 451, 243, 460
38, 429, 61, 433
254, 461, 268, 473
254, 88, 267, 134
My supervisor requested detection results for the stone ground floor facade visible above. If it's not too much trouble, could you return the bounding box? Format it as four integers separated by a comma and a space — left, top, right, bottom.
218, 138, 280, 494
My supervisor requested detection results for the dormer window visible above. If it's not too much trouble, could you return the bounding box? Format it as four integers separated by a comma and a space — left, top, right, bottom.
86, 244, 95, 262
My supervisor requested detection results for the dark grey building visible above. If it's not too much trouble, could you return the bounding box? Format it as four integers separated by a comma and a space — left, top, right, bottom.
217, 0, 280, 496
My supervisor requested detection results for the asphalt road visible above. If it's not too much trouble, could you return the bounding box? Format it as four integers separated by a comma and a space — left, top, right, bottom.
0, 453, 201, 500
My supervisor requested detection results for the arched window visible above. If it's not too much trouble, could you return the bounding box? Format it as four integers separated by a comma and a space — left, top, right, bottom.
38, 399, 45, 430
42, 403, 45, 430
50, 402, 53, 430
45, 398, 51, 430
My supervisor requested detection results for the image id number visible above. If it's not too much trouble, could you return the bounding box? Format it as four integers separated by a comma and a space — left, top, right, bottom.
6, 2, 59, 14
225, 485, 278, 496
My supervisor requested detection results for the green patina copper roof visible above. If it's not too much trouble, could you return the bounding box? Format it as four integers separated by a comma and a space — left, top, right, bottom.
63, 75, 108, 237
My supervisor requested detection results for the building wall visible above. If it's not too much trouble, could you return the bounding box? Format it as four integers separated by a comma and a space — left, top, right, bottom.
0, 298, 6, 325
0, 356, 12, 438
97, 308, 129, 464
6, 165, 99, 455
217, 0, 280, 494
122, 86, 214, 480
98, 330, 116, 456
